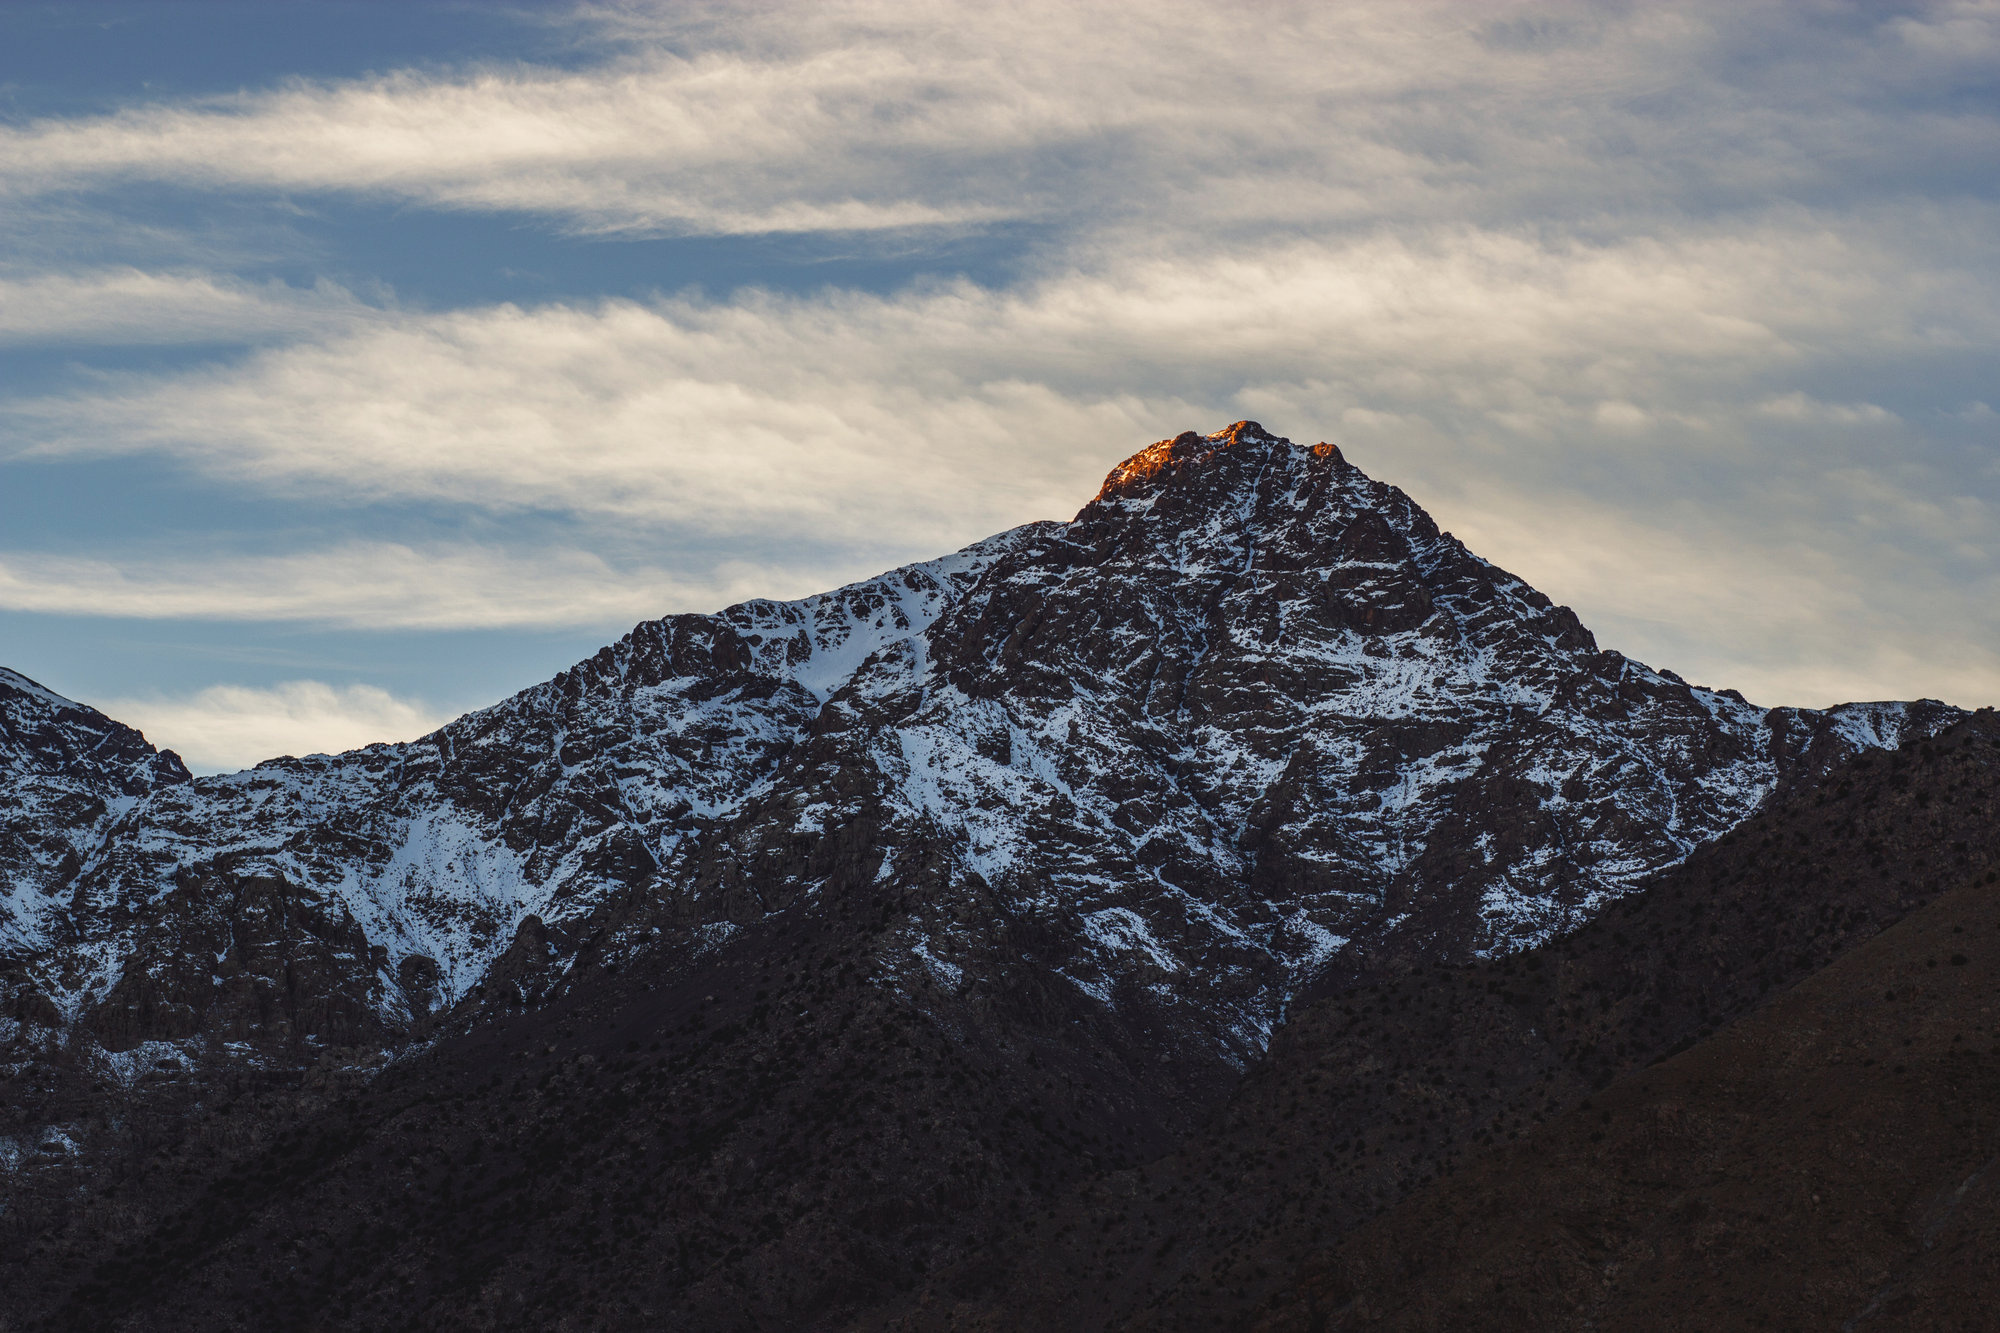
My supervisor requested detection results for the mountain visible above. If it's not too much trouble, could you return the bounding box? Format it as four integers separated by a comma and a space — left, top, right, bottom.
0, 423, 1967, 1330
16, 710, 1990, 1333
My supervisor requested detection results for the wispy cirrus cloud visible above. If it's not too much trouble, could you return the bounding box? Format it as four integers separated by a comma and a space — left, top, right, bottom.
6, 218, 1990, 535
0, 542, 800, 630
3, 2, 1992, 240
6, 211, 1996, 707
0, 269, 376, 345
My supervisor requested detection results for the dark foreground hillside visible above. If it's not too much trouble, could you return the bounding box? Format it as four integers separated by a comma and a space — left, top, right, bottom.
1262, 833, 2000, 1332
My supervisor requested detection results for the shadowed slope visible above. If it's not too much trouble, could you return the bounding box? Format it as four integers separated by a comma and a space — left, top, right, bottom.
1262, 808, 2000, 1331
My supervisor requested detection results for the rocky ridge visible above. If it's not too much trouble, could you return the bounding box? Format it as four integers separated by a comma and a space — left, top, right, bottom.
10, 426, 1948, 1059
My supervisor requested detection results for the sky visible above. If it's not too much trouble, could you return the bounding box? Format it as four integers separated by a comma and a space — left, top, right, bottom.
0, 0, 1995, 773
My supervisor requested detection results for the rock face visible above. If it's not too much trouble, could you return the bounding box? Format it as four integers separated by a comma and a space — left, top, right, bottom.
0, 668, 189, 957
1, 535, 1034, 1062
0, 424, 1953, 1073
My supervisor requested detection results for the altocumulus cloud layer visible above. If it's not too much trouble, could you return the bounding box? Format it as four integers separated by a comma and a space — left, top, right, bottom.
1, 0, 1996, 766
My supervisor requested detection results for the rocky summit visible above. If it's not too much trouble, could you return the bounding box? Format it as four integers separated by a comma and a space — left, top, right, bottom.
0, 423, 1966, 1330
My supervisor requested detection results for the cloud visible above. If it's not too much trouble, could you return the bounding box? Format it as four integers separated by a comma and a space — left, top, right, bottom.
0, 0, 1996, 721
6, 215, 1992, 542
6, 209, 1996, 710
0, 542, 801, 629
1754, 392, 1897, 426
98, 680, 448, 773
1434, 485, 2000, 710
0, 2, 1991, 240
0, 270, 374, 345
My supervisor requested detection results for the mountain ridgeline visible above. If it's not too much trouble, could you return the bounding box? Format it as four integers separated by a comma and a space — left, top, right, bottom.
0, 423, 1980, 1331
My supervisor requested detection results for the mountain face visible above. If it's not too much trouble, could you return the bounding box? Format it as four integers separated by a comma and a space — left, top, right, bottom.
0, 423, 1969, 1330
0, 536, 1026, 1055
1275, 870, 2000, 1333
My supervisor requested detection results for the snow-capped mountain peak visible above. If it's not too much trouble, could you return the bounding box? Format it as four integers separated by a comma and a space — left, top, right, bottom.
0, 425, 1956, 1074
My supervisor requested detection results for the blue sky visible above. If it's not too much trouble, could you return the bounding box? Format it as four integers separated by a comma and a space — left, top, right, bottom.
1, 1, 1996, 770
